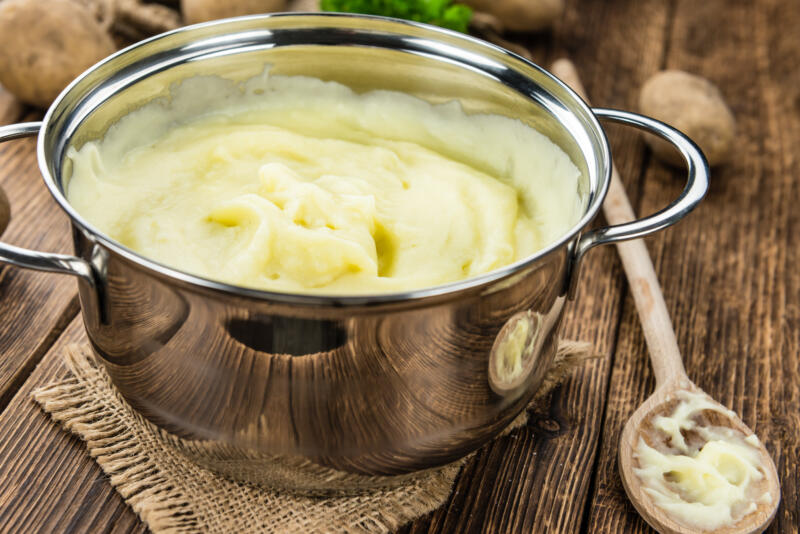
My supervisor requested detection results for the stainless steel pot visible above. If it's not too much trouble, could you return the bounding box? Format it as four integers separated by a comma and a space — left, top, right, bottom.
0, 14, 708, 485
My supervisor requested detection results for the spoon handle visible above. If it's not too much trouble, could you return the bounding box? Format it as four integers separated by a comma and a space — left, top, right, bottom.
0, 185, 8, 237
551, 59, 687, 387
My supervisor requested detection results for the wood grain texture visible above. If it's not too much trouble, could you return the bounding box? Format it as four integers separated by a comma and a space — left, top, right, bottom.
401, 1, 673, 532
0, 317, 144, 533
585, 0, 800, 532
0, 115, 80, 410
555, 58, 781, 534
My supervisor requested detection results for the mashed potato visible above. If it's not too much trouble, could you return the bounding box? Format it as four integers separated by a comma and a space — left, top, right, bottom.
66, 72, 583, 294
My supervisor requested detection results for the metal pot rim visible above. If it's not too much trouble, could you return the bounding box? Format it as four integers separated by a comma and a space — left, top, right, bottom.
39, 12, 611, 307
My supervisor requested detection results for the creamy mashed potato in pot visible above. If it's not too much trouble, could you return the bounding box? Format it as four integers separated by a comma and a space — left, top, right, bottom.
66, 72, 584, 294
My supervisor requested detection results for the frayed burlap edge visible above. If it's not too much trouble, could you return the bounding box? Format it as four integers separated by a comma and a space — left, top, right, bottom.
32, 340, 595, 534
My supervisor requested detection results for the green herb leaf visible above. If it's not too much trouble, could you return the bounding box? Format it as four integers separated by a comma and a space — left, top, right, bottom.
320, 0, 473, 33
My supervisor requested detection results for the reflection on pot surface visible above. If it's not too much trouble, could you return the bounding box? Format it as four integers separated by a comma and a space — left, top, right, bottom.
489, 297, 565, 396
89, 247, 567, 479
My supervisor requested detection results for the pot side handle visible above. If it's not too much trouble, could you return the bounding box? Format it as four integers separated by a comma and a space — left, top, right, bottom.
0, 122, 98, 290
568, 108, 710, 297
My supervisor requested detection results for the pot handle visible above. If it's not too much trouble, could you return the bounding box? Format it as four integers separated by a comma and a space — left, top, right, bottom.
569, 108, 709, 297
0, 122, 98, 290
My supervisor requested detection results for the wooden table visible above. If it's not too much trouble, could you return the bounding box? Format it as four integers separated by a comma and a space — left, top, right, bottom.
0, 0, 797, 532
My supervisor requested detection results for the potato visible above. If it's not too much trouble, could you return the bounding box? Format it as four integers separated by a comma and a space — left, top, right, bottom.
286, 0, 319, 11
0, 0, 116, 108
0, 186, 9, 238
463, 0, 564, 32
182, 0, 288, 24
639, 70, 736, 167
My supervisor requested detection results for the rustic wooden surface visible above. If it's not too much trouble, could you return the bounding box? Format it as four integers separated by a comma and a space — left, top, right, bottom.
0, 0, 797, 532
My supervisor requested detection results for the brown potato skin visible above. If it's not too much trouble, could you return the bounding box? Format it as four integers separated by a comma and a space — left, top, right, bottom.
639, 70, 736, 167
463, 0, 564, 32
181, 0, 288, 24
0, 186, 9, 238
0, 0, 116, 108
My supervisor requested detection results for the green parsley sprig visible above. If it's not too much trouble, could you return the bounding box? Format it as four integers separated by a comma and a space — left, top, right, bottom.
320, 0, 473, 33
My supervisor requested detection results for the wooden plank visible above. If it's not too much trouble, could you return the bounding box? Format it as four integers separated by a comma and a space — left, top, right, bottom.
0, 115, 81, 410
0, 317, 143, 533
402, 1, 673, 532
585, 0, 800, 532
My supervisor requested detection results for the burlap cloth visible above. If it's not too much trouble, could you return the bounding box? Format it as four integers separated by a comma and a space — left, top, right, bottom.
33, 341, 594, 534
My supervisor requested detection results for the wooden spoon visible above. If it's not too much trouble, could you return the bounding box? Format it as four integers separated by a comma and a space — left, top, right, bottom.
550, 58, 780, 534
0, 185, 9, 237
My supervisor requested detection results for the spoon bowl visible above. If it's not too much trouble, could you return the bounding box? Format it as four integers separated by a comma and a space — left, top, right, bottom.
619, 378, 780, 534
